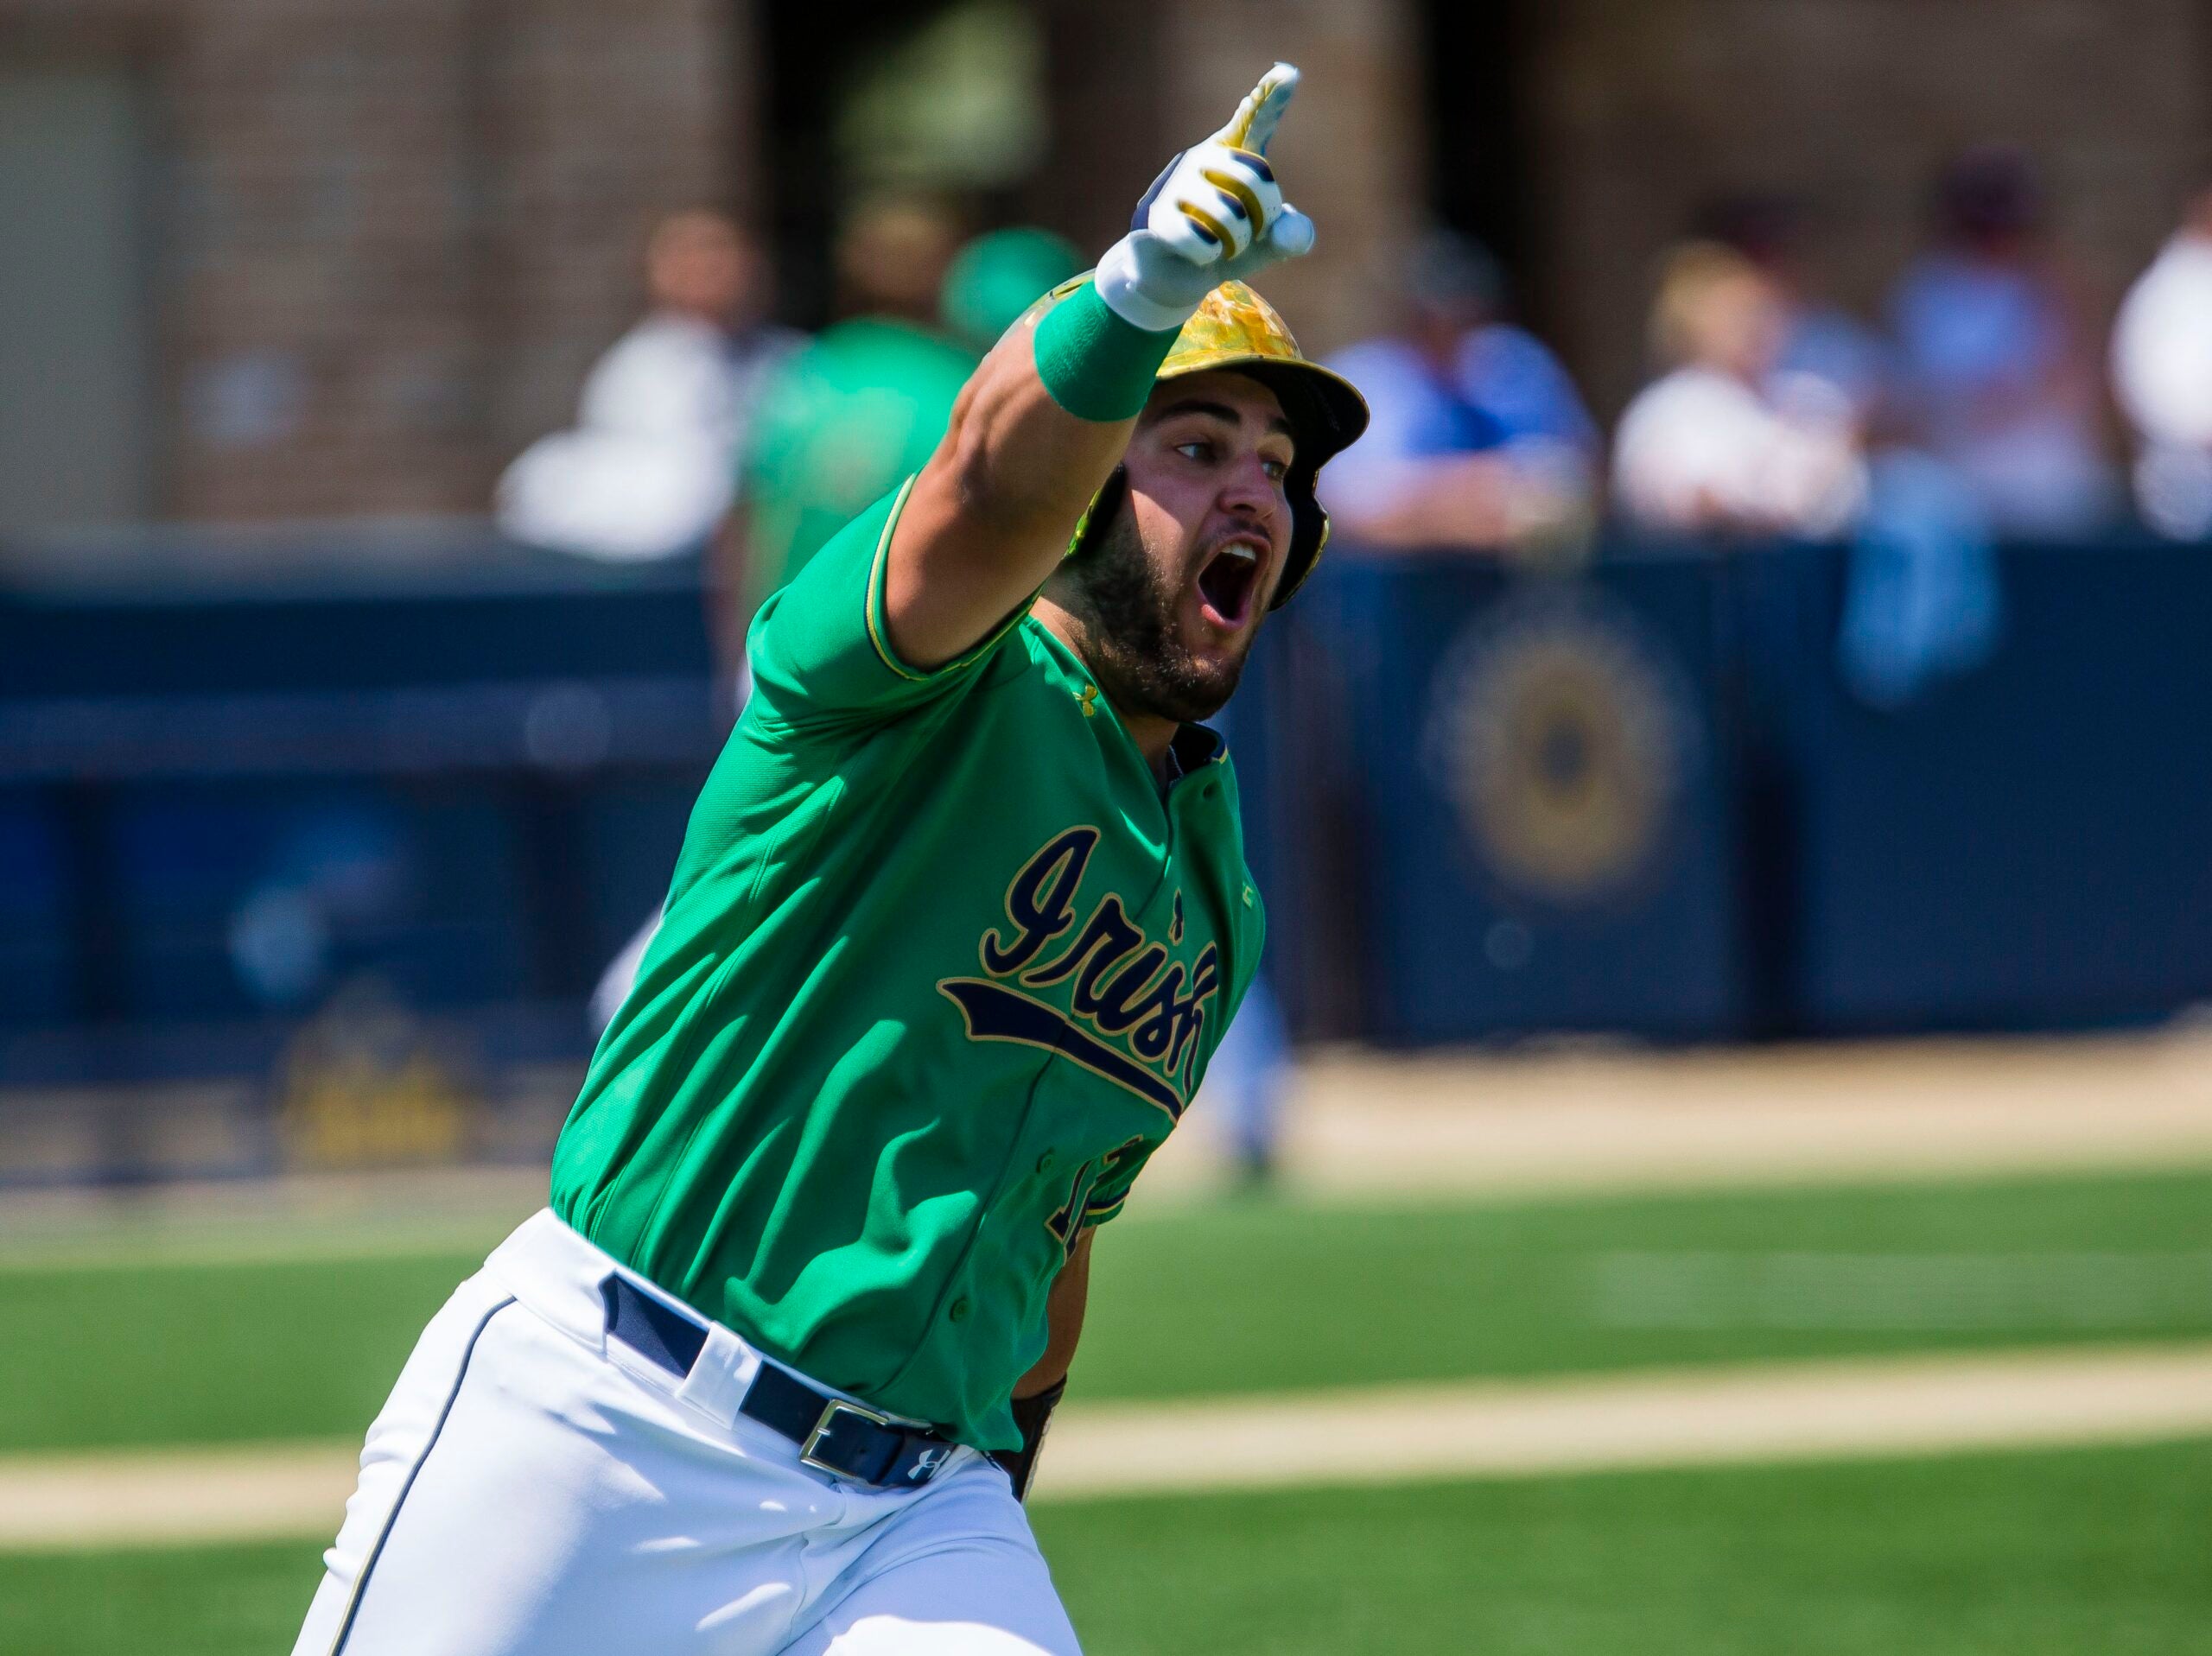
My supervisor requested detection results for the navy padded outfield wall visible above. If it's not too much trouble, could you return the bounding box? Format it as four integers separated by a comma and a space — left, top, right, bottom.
1236, 550, 1747, 1046
1736, 539, 2212, 1034
0, 541, 721, 1082
1238, 536, 2212, 1044
7, 531, 2212, 1068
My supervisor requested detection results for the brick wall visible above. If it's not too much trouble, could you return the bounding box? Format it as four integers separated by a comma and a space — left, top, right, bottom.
1522, 0, 2212, 416
10, 0, 2202, 523
1149, 0, 1426, 358
0, 0, 744, 524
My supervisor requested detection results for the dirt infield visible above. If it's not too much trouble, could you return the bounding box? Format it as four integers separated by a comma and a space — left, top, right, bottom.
7, 1342, 2210, 1551
10, 1031, 2212, 1257
1155, 1029, 2212, 1196
1029, 1341, 2212, 1497
0, 1442, 359, 1551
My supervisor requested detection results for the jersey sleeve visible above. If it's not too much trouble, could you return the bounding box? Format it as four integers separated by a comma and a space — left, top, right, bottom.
746, 478, 1033, 726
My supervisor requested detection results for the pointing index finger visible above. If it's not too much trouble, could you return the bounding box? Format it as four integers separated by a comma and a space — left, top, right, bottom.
1219, 62, 1300, 155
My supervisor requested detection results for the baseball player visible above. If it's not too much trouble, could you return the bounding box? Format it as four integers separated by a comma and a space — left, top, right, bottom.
293, 62, 1365, 1656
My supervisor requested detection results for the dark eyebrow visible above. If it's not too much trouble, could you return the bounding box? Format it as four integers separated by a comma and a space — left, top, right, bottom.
1151, 397, 1295, 441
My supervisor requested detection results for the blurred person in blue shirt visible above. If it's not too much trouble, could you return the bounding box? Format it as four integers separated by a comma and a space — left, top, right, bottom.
1320, 228, 1597, 552
1652, 204, 2005, 708
1206, 232, 1593, 1186
1703, 190, 2005, 704
1888, 148, 2117, 537
1208, 231, 1599, 1188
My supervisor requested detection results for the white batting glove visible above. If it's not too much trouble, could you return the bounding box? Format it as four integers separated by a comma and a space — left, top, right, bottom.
1094, 63, 1318, 332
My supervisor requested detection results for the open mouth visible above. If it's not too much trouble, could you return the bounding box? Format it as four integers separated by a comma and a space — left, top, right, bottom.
1194, 537, 1265, 631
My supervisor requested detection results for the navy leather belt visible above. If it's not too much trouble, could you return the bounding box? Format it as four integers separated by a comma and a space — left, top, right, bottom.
600, 1272, 959, 1488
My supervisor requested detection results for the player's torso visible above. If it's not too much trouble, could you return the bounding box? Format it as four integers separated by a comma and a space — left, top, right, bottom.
550, 619, 1262, 1446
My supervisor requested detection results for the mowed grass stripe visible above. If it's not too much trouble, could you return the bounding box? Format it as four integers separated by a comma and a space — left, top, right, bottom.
2, 1169, 2207, 1454
1079, 1169, 2212, 1399
5, 1439, 2208, 1656
1036, 1437, 2212, 1656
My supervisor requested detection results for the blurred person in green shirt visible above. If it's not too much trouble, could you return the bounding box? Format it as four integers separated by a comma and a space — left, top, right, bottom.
718, 214, 1081, 669
600, 215, 1082, 1033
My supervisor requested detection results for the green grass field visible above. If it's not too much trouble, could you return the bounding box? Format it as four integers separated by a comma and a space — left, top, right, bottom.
4, 1441, 2206, 1655
2, 1168, 2206, 1453
3, 1164, 2207, 1653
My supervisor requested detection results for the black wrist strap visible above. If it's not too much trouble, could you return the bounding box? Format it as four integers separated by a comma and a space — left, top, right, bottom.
991, 1377, 1067, 1502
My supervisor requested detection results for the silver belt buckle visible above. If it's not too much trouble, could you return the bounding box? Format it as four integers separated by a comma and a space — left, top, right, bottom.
799, 1397, 896, 1477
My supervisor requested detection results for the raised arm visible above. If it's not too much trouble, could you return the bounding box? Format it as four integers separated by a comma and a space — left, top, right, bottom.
881, 64, 1319, 670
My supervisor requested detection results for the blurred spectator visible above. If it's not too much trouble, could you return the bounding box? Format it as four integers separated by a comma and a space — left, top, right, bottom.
1613, 241, 1866, 537
939, 226, 1086, 357
1235, 228, 1591, 1179
718, 217, 1080, 654
1696, 193, 1898, 428
1694, 197, 2004, 701
496, 211, 801, 561
1888, 148, 2115, 537
594, 217, 1080, 1035
2112, 185, 2212, 539
1201, 970, 1293, 1189
1834, 444, 2004, 709
1320, 228, 1597, 553
727, 199, 977, 619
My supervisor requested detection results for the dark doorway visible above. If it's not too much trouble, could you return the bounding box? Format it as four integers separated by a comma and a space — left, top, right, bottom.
1421, 0, 1543, 328
755, 0, 931, 329
755, 0, 1061, 331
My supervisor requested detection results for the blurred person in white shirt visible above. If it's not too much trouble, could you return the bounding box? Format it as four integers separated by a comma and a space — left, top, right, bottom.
499, 211, 802, 562
1695, 193, 1900, 431
2112, 186, 2212, 539
1613, 241, 1866, 538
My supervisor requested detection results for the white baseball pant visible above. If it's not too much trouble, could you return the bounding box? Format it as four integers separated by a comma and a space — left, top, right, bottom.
290, 1209, 1082, 1655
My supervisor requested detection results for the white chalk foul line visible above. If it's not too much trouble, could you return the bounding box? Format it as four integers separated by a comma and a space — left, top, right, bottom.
7, 1343, 2212, 1551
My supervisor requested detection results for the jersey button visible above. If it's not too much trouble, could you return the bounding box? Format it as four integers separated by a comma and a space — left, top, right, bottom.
1035, 1151, 1056, 1175
948, 1297, 972, 1323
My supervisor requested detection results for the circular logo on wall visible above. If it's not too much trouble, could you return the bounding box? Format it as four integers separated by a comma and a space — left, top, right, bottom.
1422, 586, 1698, 906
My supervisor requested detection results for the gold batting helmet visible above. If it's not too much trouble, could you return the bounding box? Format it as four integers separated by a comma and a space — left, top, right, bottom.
1030, 276, 1370, 607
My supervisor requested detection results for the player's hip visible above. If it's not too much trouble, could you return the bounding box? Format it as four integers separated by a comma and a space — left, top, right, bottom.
296, 1211, 1043, 1653
479, 1209, 985, 1483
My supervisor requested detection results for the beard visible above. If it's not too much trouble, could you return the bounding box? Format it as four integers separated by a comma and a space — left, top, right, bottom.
1052, 499, 1252, 726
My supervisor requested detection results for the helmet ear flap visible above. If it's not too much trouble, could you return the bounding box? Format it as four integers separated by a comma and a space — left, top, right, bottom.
1065, 465, 1130, 563
1268, 461, 1328, 608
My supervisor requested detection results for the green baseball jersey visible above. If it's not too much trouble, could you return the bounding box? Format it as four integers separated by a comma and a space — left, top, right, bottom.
550, 479, 1263, 1450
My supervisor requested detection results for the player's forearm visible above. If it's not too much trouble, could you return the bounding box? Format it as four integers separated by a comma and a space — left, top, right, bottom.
886, 289, 1177, 670
884, 66, 1314, 673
